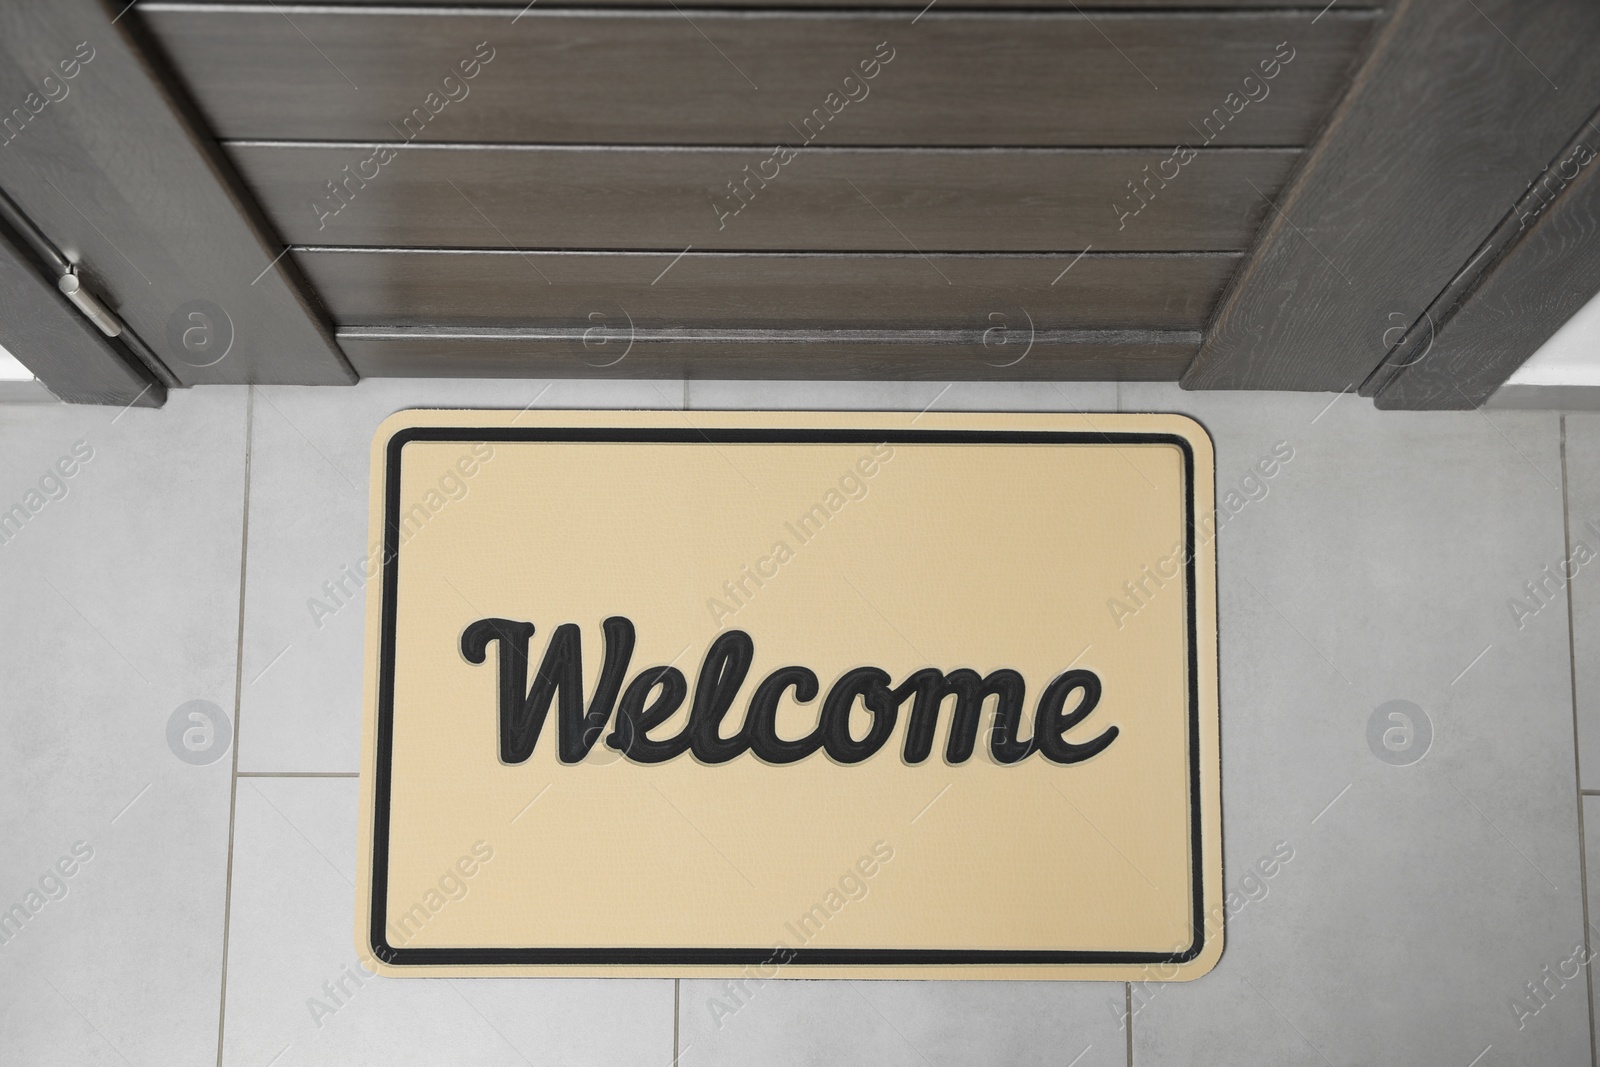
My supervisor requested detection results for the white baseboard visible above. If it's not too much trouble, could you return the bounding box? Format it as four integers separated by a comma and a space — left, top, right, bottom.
0, 380, 57, 403
1487, 383, 1600, 410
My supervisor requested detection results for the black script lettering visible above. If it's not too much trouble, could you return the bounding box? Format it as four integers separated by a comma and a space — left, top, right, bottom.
460, 618, 1116, 767
819, 668, 898, 764
743, 667, 824, 764
460, 616, 635, 764
688, 631, 756, 763
608, 666, 690, 763
1035, 669, 1117, 763
894, 668, 1027, 764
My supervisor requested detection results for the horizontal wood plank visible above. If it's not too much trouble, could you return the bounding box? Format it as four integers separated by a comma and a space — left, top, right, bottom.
233, 145, 1299, 252
337, 327, 1195, 381
140, 7, 1376, 146
294, 249, 1238, 330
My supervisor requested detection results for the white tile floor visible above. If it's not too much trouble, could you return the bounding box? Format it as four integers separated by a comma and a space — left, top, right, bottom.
2, 379, 1596, 1066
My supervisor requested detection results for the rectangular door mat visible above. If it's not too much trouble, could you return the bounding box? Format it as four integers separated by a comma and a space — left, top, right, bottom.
357, 409, 1221, 979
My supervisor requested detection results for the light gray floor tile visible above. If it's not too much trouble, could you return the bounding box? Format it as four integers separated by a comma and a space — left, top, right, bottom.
0, 388, 248, 1066
238, 377, 684, 773
679, 979, 1125, 1067
221, 776, 673, 1067
1123, 386, 1587, 1066
1567, 414, 1600, 792
686, 379, 1117, 412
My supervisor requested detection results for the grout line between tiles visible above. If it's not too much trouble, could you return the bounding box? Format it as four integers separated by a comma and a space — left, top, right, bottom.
216, 386, 255, 1067
1560, 416, 1598, 1067
673, 978, 681, 1065
1125, 981, 1133, 1066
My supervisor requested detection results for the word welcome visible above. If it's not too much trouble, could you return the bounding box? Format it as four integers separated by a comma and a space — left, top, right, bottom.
384, 840, 494, 947
1113, 41, 1295, 230
713, 42, 896, 229
709, 443, 894, 626
462, 618, 1116, 767
308, 441, 495, 628
708, 841, 895, 1029
0, 438, 94, 549
1, 42, 95, 148
1108, 440, 1293, 629
0, 841, 94, 948
312, 42, 495, 229
1509, 517, 1598, 630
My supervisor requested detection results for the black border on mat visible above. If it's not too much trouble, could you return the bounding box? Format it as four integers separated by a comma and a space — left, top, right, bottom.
368, 425, 1205, 967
